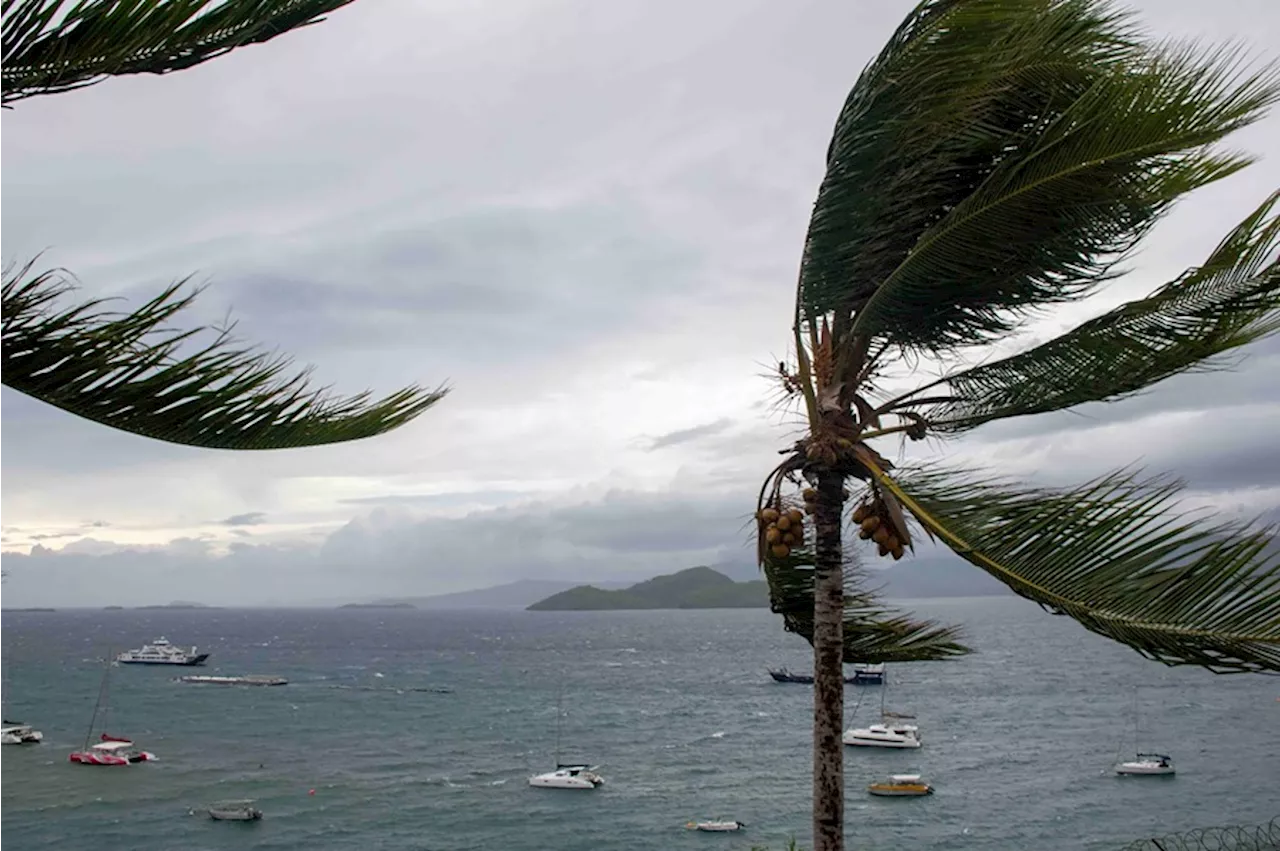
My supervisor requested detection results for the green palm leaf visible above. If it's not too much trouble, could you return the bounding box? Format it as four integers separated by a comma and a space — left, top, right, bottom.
870, 464, 1280, 673
800, 0, 1278, 353
909, 190, 1280, 432
1, 262, 446, 449
763, 547, 969, 663
3, 0, 355, 105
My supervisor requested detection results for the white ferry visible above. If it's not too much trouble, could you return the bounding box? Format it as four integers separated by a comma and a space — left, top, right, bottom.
116, 637, 209, 666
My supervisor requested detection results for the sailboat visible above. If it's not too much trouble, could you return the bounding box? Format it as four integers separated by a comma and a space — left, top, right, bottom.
0, 650, 42, 742
1114, 688, 1173, 776
528, 686, 603, 790
68, 651, 156, 766
843, 669, 921, 749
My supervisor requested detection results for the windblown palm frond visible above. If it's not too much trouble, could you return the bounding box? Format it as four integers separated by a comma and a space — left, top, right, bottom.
869, 464, 1280, 673
1, 262, 446, 449
800, 0, 1278, 353
2, 0, 355, 105
763, 547, 968, 663
909, 190, 1280, 431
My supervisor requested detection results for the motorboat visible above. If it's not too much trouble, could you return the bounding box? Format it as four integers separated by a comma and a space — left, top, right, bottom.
1, 721, 44, 744
116, 637, 209, 666
686, 820, 746, 832
851, 663, 886, 684
868, 774, 934, 797
843, 720, 921, 749
768, 667, 874, 685
69, 739, 156, 765
207, 799, 263, 821
528, 764, 605, 789
1115, 753, 1175, 776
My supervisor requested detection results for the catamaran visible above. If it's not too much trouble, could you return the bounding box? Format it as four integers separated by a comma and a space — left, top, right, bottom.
68, 653, 155, 766
0, 650, 43, 742
529, 687, 604, 790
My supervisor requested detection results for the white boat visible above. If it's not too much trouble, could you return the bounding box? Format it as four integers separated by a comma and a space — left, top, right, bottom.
0, 652, 42, 742
843, 720, 922, 749
686, 820, 746, 832
1116, 753, 1175, 776
1113, 689, 1174, 776
178, 675, 287, 686
844, 673, 921, 748
0, 721, 44, 745
207, 799, 263, 821
528, 686, 604, 790
116, 637, 209, 666
529, 764, 605, 789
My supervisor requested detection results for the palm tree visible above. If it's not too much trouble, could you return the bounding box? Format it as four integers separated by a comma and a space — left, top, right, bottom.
2, 1, 444, 448
753, 3, 1280, 850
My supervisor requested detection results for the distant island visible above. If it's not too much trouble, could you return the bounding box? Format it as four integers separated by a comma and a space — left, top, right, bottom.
136, 601, 218, 610
104, 605, 124, 610
527, 566, 768, 611
1, 607, 56, 612
339, 602, 417, 610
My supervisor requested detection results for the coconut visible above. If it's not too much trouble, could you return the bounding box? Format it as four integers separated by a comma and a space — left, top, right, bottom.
884, 534, 899, 553
787, 509, 804, 524
871, 527, 890, 545
877, 542, 890, 558
765, 527, 781, 544
802, 488, 818, 503
776, 515, 792, 532
891, 545, 905, 561
858, 528, 873, 541
851, 504, 868, 523
760, 508, 780, 524
770, 543, 791, 559
860, 515, 880, 533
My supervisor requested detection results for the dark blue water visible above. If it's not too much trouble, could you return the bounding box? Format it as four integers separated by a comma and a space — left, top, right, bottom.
2, 599, 1276, 850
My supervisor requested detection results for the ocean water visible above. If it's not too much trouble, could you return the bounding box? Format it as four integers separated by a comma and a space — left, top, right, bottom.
1, 598, 1276, 851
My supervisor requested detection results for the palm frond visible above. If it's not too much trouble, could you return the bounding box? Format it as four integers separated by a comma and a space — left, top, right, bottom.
1, 262, 446, 449
912, 190, 1280, 431
763, 546, 969, 663
800, 0, 1278, 353
869, 463, 1280, 673
2, 0, 355, 105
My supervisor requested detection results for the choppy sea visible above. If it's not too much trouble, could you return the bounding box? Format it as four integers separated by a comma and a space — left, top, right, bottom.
2, 598, 1277, 850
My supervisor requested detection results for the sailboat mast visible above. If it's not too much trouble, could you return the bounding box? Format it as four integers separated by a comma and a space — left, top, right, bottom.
554, 683, 564, 766
83, 651, 111, 750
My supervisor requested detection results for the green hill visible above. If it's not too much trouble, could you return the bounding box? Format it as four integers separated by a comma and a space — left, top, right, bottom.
527, 566, 768, 611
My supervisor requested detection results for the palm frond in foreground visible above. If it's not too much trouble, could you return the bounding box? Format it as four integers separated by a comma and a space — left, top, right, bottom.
1, 263, 446, 449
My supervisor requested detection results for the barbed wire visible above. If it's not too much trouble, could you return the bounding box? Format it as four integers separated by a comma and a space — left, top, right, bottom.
1119, 816, 1280, 851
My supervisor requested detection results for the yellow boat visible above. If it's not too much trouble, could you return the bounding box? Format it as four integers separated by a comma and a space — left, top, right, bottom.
868, 774, 934, 797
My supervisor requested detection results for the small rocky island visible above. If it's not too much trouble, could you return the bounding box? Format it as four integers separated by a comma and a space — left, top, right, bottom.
527, 566, 768, 611
338, 602, 418, 610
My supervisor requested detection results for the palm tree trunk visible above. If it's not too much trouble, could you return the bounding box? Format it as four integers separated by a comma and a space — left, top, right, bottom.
811, 468, 846, 851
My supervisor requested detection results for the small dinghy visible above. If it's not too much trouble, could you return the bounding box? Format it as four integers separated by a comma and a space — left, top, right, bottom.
686, 820, 745, 832
868, 774, 934, 797
207, 800, 263, 821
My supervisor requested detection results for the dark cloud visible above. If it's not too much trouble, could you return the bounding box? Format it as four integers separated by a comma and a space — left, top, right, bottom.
647, 418, 734, 450
219, 512, 268, 527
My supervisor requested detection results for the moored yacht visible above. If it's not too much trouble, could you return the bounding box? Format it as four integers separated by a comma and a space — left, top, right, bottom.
529, 764, 605, 789
1115, 753, 1175, 776
116, 637, 209, 666
0, 721, 44, 744
843, 719, 922, 749
69, 738, 156, 765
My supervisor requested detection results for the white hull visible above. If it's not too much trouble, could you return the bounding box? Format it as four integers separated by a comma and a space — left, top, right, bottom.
843, 725, 921, 748
529, 767, 603, 789
845, 736, 921, 749
1, 725, 44, 745
1116, 761, 1175, 776
688, 821, 744, 832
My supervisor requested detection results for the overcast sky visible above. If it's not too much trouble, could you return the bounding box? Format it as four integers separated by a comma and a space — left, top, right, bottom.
3, 0, 1279, 606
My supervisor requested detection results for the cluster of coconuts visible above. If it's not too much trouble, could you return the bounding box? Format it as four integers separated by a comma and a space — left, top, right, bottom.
759, 506, 806, 560
852, 500, 905, 560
